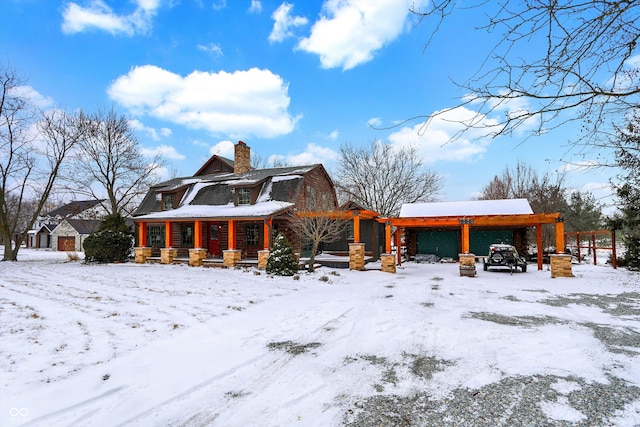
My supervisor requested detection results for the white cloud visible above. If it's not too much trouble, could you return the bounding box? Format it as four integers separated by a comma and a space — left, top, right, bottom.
269, 2, 308, 43
284, 143, 339, 165
197, 42, 223, 57
557, 160, 600, 174
129, 119, 172, 141
328, 130, 339, 141
11, 86, 54, 109
209, 140, 235, 157
211, 0, 226, 11
367, 117, 382, 127
248, 0, 262, 13
61, 0, 160, 36
297, 0, 428, 70
108, 65, 301, 139
387, 106, 500, 164
141, 144, 185, 160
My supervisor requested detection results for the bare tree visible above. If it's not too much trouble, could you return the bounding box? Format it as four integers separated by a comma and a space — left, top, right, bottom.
288, 209, 347, 272
68, 107, 165, 216
335, 141, 443, 217
0, 65, 84, 260
410, 1, 640, 149
476, 160, 569, 249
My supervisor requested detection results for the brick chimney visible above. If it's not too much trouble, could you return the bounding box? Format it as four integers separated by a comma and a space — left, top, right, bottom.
234, 141, 251, 174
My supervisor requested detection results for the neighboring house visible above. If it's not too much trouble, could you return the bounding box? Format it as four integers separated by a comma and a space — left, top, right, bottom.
26, 199, 106, 249
51, 219, 101, 252
132, 141, 341, 260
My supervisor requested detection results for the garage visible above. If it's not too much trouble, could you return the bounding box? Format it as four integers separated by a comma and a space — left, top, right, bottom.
416, 230, 459, 259
391, 199, 565, 271
57, 236, 76, 251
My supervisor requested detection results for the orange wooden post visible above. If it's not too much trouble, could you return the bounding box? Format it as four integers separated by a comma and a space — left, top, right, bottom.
395, 227, 402, 265
353, 214, 360, 243
555, 218, 565, 253
139, 221, 147, 247
263, 218, 272, 250
228, 220, 236, 250
461, 223, 470, 254
194, 220, 202, 248
612, 230, 617, 269
385, 221, 392, 254
536, 224, 543, 271
165, 221, 172, 247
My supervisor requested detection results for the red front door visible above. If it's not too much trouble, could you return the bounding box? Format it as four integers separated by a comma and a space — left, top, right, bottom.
208, 222, 221, 257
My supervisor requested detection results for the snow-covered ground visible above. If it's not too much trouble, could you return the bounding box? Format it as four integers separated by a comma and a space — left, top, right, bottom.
1, 249, 639, 426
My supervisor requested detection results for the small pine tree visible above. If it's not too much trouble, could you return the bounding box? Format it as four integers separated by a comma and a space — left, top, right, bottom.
84, 213, 133, 263
266, 233, 298, 276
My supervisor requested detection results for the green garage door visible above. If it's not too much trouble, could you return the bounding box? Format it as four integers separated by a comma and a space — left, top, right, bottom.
470, 230, 513, 256
417, 230, 459, 259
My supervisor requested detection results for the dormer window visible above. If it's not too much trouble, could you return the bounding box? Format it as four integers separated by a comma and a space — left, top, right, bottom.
163, 193, 174, 210
238, 188, 251, 205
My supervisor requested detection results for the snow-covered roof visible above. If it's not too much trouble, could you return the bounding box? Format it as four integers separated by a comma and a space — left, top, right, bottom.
399, 199, 534, 218
135, 201, 295, 220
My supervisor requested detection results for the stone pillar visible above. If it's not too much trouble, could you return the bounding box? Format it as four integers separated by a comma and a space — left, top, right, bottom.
349, 242, 365, 271
550, 254, 573, 278
459, 253, 476, 277
134, 247, 152, 264
380, 253, 396, 273
223, 249, 242, 268
258, 250, 270, 269
160, 248, 178, 264
189, 248, 207, 267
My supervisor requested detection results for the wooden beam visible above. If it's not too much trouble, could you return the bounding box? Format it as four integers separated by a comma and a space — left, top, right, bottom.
555, 218, 565, 253
386, 213, 561, 228
194, 220, 202, 248
165, 221, 172, 248
385, 222, 392, 254
228, 220, 236, 250
461, 223, 470, 254
353, 214, 360, 243
139, 222, 147, 247
536, 224, 543, 271
263, 218, 272, 250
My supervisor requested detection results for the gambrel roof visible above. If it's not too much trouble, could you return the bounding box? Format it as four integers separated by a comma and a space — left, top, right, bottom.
133, 164, 327, 221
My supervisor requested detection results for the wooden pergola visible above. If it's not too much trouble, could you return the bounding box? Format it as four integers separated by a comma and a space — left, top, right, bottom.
374, 212, 565, 271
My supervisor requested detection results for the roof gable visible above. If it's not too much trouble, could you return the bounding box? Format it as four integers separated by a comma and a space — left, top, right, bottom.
193, 154, 234, 177
44, 200, 105, 218
400, 199, 534, 218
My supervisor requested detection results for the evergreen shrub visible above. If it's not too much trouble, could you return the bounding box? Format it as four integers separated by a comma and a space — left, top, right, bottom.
266, 233, 298, 276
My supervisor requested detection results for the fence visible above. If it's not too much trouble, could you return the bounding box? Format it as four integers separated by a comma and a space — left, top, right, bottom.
564, 230, 617, 269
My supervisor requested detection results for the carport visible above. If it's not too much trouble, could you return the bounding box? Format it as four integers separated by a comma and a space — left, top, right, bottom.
380, 199, 566, 271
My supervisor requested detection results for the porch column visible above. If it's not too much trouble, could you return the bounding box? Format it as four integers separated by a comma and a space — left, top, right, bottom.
385, 221, 392, 254
139, 221, 147, 247
459, 219, 471, 254
263, 218, 272, 250
165, 221, 173, 248
228, 220, 236, 250
536, 224, 543, 271
353, 213, 361, 243
555, 217, 565, 253
395, 228, 402, 265
223, 219, 241, 267
194, 220, 202, 248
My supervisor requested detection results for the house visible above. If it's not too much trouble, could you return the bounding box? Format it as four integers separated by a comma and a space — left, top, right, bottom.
51, 219, 101, 252
391, 198, 566, 271
26, 199, 106, 249
132, 141, 350, 267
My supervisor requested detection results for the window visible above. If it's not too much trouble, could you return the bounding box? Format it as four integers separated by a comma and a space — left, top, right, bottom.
238, 188, 251, 205
147, 225, 165, 248
163, 193, 174, 210
306, 186, 317, 209
346, 221, 354, 240
182, 224, 194, 246
246, 224, 259, 247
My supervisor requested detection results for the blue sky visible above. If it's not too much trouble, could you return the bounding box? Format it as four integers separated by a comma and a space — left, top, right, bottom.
1, 0, 618, 209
